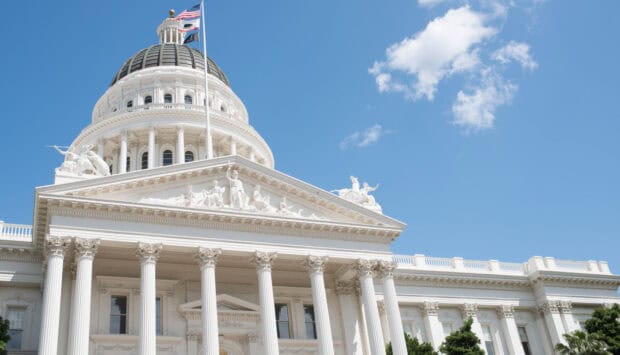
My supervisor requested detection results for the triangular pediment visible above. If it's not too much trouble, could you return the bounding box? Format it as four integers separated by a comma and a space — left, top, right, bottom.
36, 156, 405, 230
179, 294, 260, 313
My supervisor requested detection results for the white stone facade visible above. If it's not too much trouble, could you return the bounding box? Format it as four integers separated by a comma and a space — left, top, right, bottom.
1, 13, 619, 355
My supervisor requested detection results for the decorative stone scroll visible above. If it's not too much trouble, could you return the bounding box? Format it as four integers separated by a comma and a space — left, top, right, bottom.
45, 237, 72, 258
539, 301, 560, 314
251, 251, 277, 271
376, 260, 398, 279
74, 238, 101, 258
460, 303, 479, 318
423, 302, 439, 316
305, 255, 328, 274
196, 247, 222, 268
354, 259, 377, 278
497, 305, 515, 319
332, 176, 383, 214
136, 242, 163, 263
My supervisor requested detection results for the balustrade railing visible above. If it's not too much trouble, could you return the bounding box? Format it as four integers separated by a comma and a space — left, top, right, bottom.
0, 222, 33, 242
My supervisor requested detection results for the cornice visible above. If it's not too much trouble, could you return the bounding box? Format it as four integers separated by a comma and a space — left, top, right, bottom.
394, 269, 531, 288
529, 271, 620, 288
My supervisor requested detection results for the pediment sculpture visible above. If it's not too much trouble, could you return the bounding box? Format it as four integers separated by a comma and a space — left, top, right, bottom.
332, 176, 382, 214
52, 145, 110, 177
140, 167, 323, 220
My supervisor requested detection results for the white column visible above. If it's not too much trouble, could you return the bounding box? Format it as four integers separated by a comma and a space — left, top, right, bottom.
306, 256, 335, 355
230, 137, 237, 156
196, 248, 222, 355
177, 126, 185, 164
38, 237, 71, 355
540, 301, 566, 346
67, 239, 100, 355
252, 252, 279, 355
355, 259, 386, 355
137, 243, 162, 355
119, 131, 128, 173
559, 301, 580, 333
335, 281, 364, 355
460, 304, 485, 350
422, 302, 444, 350
377, 261, 407, 355
97, 139, 105, 159
148, 127, 156, 169
249, 150, 256, 162
535, 311, 554, 355
497, 305, 526, 355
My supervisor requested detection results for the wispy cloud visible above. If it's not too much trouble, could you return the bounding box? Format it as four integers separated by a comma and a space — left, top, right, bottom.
340, 124, 392, 150
369, 1, 539, 132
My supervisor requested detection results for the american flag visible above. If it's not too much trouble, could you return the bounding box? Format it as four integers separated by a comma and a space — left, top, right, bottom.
176, 4, 200, 20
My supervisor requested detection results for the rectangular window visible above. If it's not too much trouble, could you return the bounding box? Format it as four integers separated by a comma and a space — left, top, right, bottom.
518, 326, 532, 355
7, 307, 25, 350
303, 305, 317, 339
482, 325, 496, 355
156, 297, 162, 336
275, 303, 290, 339
110, 295, 128, 334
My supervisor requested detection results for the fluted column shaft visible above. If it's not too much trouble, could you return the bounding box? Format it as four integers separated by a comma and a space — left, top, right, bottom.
253, 252, 279, 355
497, 305, 525, 355
197, 248, 222, 355
137, 243, 162, 355
148, 127, 156, 168
306, 256, 335, 355
38, 237, 70, 355
460, 304, 485, 349
177, 126, 185, 164
422, 302, 444, 350
356, 259, 386, 355
540, 301, 566, 346
67, 239, 100, 355
119, 131, 128, 173
559, 301, 579, 333
378, 261, 407, 355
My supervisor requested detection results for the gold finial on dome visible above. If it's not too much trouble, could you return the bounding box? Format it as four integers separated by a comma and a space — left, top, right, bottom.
169, 9, 176, 18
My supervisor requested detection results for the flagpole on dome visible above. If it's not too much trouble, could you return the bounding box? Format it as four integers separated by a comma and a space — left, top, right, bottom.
200, 0, 214, 159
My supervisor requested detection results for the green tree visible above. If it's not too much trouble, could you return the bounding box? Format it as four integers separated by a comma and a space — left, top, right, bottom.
386, 332, 438, 355
555, 330, 611, 355
584, 304, 620, 355
439, 318, 484, 355
0, 316, 10, 355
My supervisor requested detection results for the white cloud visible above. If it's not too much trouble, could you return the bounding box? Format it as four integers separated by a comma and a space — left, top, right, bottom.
452, 69, 517, 130
369, 6, 496, 100
418, 0, 447, 7
340, 124, 391, 150
492, 41, 538, 70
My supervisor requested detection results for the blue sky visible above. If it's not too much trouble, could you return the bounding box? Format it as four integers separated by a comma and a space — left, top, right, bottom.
0, 1, 618, 269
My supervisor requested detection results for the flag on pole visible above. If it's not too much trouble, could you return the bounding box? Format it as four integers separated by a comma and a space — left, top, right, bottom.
178, 17, 200, 32
176, 4, 201, 20
184, 32, 199, 44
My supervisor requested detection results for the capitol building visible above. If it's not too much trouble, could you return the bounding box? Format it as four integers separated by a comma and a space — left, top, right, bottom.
0, 11, 618, 355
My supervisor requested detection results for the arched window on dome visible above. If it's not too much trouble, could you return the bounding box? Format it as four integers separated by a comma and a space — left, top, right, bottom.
141, 152, 148, 169
126, 157, 131, 172
184, 95, 193, 105
126, 100, 133, 108
185, 151, 194, 163
144, 96, 153, 105
163, 150, 173, 166
164, 94, 173, 104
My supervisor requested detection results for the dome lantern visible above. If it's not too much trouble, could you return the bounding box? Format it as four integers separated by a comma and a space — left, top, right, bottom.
157, 11, 183, 45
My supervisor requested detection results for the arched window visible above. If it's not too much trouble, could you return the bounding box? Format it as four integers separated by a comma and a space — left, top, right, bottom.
163, 150, 173, 166
184, 95, 193, 104
144, 96, 153, 105
185, 151, 194, 162
126, 100, 133, 108
164, 94, 173, 104
141, 152, 148, 169
126, 157, 131, 172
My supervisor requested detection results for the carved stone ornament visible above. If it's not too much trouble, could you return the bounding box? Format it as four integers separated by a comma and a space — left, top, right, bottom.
136, 242, 163, 263
196, 247, 222, 268
377, 260, 398, 279
335, 281, 358, 295
52, 144, 110, 177
332, 176, 383, 214
186, 330, 201, 341
354, 259, 376, 278
539, 301, 560, 314
497, 305, 515, 319
305, 255, 328, 274
423, 302, 439, 316
559, 301, 573, 314
460, 303, 479, 318
251, 251, 277, 271
74, 238, 101, 258
247, 333, 258, 343
45, 237, 71, 258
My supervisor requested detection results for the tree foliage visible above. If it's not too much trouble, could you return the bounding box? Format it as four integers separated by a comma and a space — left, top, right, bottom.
439, 318, 484, 355
0, 316, 10, 355
584, 304, 620, 355
386, 332, 438, 355
555, 330, 611, 355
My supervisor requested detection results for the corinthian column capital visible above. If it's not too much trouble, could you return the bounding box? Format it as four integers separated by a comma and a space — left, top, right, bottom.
497, 305, 515, 318
377, 260, 398, 279
354, 259, 376, 278
252, 251, 277, 271
460, 303, 479, 318
73, 238, 100, 258
196, 247, 222, 268
45, 237, 72, 258
423, 302, 439, 317
136, 242, 162, 264
305, 255, 328, 274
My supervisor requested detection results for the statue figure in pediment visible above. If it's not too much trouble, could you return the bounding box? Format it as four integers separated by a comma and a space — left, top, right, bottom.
251, 185, 273, 212
205, 180, 225, 208
226, 167, 249, 209
52, 144, 110, 177
332, 176, 383, 214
